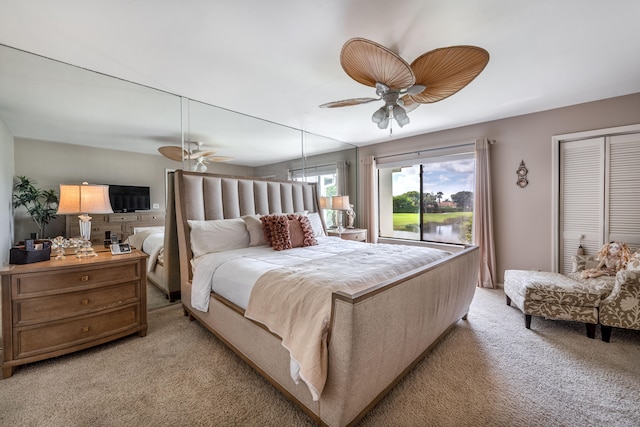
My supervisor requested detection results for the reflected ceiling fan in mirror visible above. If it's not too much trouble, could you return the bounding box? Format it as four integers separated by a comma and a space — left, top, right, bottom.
320, 38, 489, 132
158, 141, 233, 172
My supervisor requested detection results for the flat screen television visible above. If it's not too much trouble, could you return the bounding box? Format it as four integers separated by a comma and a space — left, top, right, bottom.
108, 185, 150, 213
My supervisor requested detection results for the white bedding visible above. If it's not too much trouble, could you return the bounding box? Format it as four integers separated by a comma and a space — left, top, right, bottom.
128, 229, 164, 273
190, 237, 452, 400
191, 236, 368, 311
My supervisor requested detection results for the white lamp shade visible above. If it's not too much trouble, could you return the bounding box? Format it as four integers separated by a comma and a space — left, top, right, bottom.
319, 196, 332, 209
331, 195, 350, 210
57, 183, 114, 214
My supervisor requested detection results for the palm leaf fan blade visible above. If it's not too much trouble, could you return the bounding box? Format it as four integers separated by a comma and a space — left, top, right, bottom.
411, 46, 489, 104
340, 38, 415, 89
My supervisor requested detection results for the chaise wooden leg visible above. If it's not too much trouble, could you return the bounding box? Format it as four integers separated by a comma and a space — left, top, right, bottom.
586, 323, 596, 339
525, 314, 531, 329
506, 295, 512, 306
601, 325, 612, 343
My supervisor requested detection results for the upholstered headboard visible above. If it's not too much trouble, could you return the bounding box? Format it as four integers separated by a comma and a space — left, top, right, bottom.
172, 170, 323, 284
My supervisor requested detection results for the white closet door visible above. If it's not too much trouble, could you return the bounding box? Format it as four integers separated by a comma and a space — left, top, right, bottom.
607, 133, 640, 251
559, 137, 604, 274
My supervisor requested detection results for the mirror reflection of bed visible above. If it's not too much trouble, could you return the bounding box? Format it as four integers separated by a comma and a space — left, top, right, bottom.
127, 226, 181, 310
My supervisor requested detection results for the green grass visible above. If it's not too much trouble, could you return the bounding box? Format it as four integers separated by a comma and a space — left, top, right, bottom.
393, 212, 472, 230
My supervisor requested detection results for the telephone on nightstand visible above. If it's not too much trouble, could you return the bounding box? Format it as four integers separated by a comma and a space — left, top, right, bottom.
110, 243, 132, 255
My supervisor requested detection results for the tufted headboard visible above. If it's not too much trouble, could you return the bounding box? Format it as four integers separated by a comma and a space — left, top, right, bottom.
171, 170, 323, 284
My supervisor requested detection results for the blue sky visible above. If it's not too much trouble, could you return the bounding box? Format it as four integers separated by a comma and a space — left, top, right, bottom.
392, 160, 476, 200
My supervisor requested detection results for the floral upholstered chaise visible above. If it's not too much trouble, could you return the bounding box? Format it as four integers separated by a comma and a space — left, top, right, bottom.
504, 246, 640, 342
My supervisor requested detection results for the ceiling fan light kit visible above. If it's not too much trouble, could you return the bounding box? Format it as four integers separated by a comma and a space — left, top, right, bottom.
321, 37, 489, 131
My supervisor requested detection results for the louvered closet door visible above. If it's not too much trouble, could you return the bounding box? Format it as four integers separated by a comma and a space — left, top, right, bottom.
559, 138, 604, 274
607, 134, 640, 251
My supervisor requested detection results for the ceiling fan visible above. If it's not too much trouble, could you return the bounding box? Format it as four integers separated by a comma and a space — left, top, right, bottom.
157, 141, 233, 172
320, 38, 489, 131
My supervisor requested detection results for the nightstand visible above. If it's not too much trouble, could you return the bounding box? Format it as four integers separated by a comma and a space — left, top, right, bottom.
1, 251, 148, 379
327, 228, 367, 242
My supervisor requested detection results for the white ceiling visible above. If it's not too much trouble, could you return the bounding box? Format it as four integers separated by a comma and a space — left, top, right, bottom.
1, 0, 640, 165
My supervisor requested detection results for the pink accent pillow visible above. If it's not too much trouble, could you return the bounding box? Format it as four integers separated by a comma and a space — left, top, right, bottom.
261, 215, 289, 249
261, 214, 317, 251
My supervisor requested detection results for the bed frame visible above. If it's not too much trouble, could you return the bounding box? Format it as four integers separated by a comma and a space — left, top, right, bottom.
172, 170, 480, 426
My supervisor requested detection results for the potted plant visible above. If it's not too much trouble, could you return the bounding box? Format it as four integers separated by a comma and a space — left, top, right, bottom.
12, 175, 59, 239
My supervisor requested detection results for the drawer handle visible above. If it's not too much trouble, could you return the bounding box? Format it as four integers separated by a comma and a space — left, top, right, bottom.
81, 326, 90, 333
81, 299, 90, 305
80, 275, 90, 282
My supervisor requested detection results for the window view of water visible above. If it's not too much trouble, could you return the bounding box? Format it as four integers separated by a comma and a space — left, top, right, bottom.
423, 223, 461, 243
388, 222, 465, 243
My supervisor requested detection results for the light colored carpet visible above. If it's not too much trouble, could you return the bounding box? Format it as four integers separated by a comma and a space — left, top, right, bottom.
1, 288, 638, 426
146, 280, 176, 311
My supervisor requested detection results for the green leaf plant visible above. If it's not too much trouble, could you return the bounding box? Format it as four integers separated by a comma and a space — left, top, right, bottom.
12, 175, 59, 239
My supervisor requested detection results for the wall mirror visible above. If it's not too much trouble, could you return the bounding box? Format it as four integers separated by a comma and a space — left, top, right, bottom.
1, 43, 358, 227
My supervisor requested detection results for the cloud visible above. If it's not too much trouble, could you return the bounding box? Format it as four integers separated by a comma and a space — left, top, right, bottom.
391, 160, 475, 199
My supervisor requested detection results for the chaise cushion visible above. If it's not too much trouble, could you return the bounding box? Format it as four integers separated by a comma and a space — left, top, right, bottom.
504, 270, 613, 324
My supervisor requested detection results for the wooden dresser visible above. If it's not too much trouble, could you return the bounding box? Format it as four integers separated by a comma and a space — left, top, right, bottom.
1, 251, 147, 379
65, 212, 165, 246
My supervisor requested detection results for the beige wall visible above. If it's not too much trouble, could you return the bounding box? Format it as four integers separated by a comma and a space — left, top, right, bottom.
358, 93, 640, 284
12, 138, 253, 241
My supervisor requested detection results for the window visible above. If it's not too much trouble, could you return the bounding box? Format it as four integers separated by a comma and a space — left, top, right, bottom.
292, 166, 338, 228
378, 150, 475, 245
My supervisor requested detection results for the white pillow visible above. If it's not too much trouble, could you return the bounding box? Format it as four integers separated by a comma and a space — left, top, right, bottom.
242, 214, 267, 246
187, 218, 250, 258
307, 212, 325, 237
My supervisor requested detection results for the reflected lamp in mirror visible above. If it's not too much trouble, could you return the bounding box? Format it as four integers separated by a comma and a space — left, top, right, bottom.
331, 195, 350, 233
57, 182, 113, 258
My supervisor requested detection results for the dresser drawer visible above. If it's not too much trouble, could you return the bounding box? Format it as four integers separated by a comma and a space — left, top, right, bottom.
14, 281, 139, 326
140, 213, 165, 222
340, 231, 366, 242
13, 305, 140, 359
12, 262, 140, 297
109, 213, 141, 222
329, 229, 367, 242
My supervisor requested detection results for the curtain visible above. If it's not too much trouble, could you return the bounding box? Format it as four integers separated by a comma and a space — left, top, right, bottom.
336, 160, 348, 196
474, 138, 496, 288
361, 155, 378, 243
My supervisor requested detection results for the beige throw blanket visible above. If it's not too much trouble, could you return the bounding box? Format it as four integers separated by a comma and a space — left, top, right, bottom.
244, 243, 449, 401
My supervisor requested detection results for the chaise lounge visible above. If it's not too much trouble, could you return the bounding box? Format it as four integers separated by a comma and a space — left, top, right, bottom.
504, 250, 640, 341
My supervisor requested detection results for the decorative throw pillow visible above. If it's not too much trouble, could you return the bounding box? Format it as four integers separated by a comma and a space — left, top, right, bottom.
261, 214, 290, 249
260, 214, 318, 250
626, 250, 640, 271
242, 214, 266, 246
289, 214, 317, 248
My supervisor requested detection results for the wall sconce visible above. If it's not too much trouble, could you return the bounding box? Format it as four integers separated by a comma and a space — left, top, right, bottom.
516, 160, 529, 188
57, 182, 113, 257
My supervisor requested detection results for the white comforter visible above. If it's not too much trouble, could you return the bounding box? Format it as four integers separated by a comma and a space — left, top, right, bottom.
191, 237, 451, 400
191, 237, 367, 311
128, 229, 164, 272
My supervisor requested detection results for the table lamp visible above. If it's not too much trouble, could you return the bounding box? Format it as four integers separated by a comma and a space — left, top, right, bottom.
331, 195, 350, 233
57, 182, 113, 257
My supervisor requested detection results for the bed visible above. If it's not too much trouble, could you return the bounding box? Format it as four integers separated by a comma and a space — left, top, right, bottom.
172, 170, 480, 426
126, 226, 178, 301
